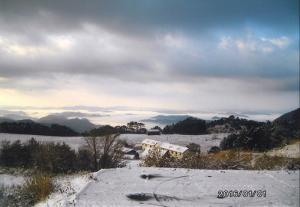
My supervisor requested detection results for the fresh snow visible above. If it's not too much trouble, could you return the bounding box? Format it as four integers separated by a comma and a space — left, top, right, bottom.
0, 174, 25, 187
35, 173, 92, 207
71, 166, 299, 207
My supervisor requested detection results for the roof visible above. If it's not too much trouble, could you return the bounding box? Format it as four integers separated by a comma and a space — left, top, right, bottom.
141, 139, 188, 153
142, 139, 161, 146
159, 142, 188, 153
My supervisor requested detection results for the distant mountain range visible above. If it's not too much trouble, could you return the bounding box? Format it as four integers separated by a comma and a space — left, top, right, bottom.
0, 114, 97, 133
39, 115, 97, 133
0, 121, 79, 136
0, 108, 299, 137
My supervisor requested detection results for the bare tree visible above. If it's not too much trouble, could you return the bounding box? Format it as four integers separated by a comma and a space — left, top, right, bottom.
84, 133, 123, 170
84, 136, 101, 170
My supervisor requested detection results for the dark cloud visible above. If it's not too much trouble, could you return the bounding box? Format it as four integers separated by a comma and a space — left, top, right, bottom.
0, 0, 298, 114
1, 0, 298, 33
0, 0, 298, 83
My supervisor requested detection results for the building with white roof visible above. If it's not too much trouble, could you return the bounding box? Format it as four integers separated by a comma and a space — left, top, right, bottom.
141, 138, 188, 159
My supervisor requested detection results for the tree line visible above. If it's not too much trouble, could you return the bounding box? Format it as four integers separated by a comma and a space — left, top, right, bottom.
0, 133, 125, 174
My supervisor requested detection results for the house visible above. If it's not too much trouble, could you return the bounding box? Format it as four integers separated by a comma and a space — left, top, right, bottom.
122, 147, 139, 159
159, 142, 188, 159
147, 129, 161, 135
141, 139, 161, 151
141, 139, 188, 159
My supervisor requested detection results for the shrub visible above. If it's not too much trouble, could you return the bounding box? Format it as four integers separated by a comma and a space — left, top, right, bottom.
254, 155, 300, 170
20, 174, 54, 205
33, 142, 77, 173
0, 140, 30, 167
0, 139, 83, 174
143, 149, 253, 170
143, 148, 176, 168
76, 148, 94, 171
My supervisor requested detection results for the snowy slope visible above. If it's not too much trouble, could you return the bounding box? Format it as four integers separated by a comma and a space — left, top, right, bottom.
73, 167, 299, 207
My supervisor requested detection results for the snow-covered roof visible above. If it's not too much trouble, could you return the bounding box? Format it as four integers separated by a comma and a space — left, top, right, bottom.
142, 139, 161, 146
159, 142, 188, 153
141, 139, 188, 153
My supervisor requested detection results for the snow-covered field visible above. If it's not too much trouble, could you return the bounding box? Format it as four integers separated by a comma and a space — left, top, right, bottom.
0, 133, 227, 152
70, 166, 299, 207
0, 174, 25, 187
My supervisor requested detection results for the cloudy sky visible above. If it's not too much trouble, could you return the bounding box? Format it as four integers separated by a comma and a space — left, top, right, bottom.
0, 0, 299, 124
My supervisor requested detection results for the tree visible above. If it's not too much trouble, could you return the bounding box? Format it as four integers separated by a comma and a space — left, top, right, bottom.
84, 136, 101, 171
127, 121, 145, 133
84, 133, 123, 170
162, 117, 207, 135
152, 126, 162, 131
99, 134, 123, 168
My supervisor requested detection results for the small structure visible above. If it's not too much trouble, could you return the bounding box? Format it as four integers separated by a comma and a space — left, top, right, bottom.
141, 138, 188, 159
160, 142, 188, 159
147, 129, 161, 136
141, 139, 161, 151
122, 147, 139, 159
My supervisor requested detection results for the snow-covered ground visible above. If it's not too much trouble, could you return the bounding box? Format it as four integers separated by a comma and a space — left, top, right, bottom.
35, 173, 92, 207
0, 133, 227, 152
0, 174, 25, 187
267, 142, 300, 158
72, 167, 299, 207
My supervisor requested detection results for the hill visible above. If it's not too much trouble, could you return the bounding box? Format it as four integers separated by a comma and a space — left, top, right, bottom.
0, 117, 14, 123
0, 121, 78, 136
39, 115, 97, 133
163, 117, 207, 135
220, 108, 300, 151
272, 108, 300, 139
207, 115, 264, 133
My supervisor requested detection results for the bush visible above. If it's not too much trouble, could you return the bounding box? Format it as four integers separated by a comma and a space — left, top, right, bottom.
33, 142, 77, 173
20, 174, 54, 205
0, 139, 89, 174
76, 148, 94, 171
254, 155, 300, 170
143, 149, 253, 170
0, 175, 54, 206
142, 148, 176, 168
